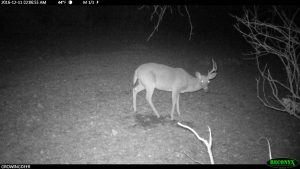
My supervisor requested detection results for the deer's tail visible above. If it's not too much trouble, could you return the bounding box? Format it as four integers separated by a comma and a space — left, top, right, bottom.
133, 69, 138, 85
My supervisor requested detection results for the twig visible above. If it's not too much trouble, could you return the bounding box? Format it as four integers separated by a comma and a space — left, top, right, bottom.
184, 5, 193, 40
183, 151, 201, 164
140, 5, 194, 41
266, 138, 272, 160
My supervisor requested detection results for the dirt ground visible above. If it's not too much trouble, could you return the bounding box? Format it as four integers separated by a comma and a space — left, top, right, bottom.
0, 32, 299, 164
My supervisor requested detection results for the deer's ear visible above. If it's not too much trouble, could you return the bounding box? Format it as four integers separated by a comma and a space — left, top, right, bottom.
195, 72, 201, 79
208, 72, 217, 80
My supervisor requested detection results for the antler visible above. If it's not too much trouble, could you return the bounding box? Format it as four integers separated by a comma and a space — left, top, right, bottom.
208, 59, 217, 75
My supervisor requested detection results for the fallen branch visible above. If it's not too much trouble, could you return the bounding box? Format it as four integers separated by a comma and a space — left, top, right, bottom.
177, 122, 214, 164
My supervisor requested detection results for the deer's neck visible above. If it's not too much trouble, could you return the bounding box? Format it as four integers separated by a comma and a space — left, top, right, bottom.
185, 77, 202, 92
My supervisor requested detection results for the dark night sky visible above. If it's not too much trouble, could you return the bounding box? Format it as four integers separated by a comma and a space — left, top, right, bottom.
0, 5, 250, 56
1, 6, 298, 44
0, 6, 243, 38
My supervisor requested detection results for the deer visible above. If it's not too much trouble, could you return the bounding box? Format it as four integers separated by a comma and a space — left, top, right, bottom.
132, 59, 217, 120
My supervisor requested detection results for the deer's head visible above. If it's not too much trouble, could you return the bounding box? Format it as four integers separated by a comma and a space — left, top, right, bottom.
195, 59, 217, 92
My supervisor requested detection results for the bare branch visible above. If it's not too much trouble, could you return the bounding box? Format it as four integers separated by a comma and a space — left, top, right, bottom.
266, 138, 272, 160
147, 6, 169, 41
184, 5, 193, 40
258, 137, 273, 160
183, 151, 201, 164
140, 5, 194, 41
177, 6, 184, 16
138, 5, 148, 10
177, 122, 214, 164
233, 6, 300, 120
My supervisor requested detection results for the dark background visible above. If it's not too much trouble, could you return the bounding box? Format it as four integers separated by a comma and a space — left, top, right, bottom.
0, 6, 246, 46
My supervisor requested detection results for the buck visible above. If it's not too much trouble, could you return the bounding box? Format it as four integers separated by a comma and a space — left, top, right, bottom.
132, 59, 217, 120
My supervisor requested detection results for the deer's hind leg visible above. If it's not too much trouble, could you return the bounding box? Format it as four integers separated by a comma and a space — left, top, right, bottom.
133, 80, 145, 112
145, 84, 160, 118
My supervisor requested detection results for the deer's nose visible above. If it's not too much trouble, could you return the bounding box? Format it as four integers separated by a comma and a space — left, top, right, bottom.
204, 88, 209, 92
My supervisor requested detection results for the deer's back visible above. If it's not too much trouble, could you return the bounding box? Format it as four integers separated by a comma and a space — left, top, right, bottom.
136, 63, 192, 91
